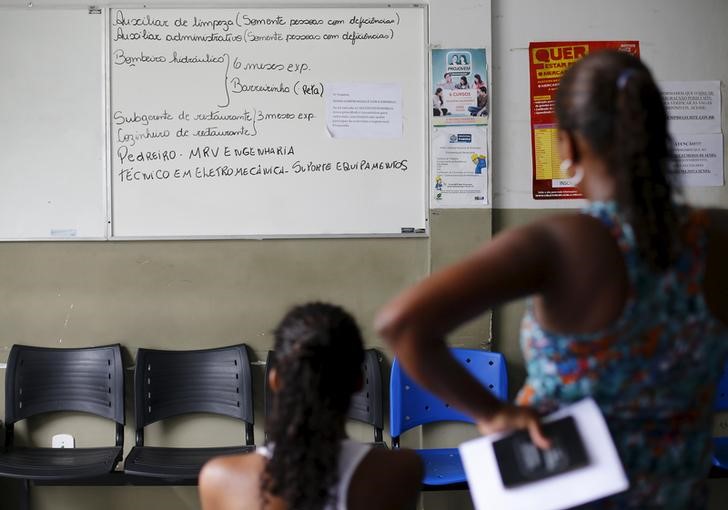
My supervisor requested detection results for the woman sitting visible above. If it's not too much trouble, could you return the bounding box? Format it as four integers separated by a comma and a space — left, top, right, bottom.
200, 302, 423, 510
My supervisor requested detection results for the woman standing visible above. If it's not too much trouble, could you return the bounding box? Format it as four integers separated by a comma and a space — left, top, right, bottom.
377, 51, 728, 508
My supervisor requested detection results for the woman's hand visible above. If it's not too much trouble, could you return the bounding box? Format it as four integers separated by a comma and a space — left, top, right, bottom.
477, 403, 551, 449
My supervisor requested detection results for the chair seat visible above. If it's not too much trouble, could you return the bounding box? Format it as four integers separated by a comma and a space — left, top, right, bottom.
713, 437, 728, 470
417, 447, 466, 486
0, 446, 122, 480
124, 445, 254, 480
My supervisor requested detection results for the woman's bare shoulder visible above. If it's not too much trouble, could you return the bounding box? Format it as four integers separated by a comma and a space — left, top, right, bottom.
199, 452, 269, 510
520, 212, 621, 268
700, 208, 728, 258
706, 208, 728, 234
703, 208, 728, 325
533, 211, 613, 239
348, 448, 423, 510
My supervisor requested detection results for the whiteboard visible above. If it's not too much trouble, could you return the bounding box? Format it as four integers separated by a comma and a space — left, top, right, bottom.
0, 8, 107, 240
109, 7, 428, 238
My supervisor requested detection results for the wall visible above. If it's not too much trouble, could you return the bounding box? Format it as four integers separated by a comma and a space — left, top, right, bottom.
491, 0, 728, 211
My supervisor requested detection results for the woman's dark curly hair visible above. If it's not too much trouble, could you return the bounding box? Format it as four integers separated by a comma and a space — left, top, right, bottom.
262, 302, 364, 510
556, 50, 682, 271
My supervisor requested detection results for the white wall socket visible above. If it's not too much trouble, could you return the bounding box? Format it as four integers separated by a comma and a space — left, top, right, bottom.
52, 433, 74, 448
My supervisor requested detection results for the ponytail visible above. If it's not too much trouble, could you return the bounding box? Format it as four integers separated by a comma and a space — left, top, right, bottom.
612, 67, 680, 269
556, 51, 682, 271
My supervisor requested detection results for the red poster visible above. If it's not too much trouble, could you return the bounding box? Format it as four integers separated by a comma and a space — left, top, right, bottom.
529, 41, 640, 200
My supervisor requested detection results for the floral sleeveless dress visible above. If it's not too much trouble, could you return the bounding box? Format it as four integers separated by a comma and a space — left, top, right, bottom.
516, 201, 728, 509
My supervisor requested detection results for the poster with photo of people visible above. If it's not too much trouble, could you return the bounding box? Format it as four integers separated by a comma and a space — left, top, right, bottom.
431, 48, 489, 126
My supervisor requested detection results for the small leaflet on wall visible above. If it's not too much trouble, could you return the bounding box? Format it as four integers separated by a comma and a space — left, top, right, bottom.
528, 41, 640, 200
661, 81, 724, 188
672, 133, 724, 187
431, 126, 488, 208
431, 48, 489, 126
324, 82, 403, 139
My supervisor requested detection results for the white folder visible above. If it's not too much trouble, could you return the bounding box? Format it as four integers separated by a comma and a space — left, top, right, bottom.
459, 398, 629, 510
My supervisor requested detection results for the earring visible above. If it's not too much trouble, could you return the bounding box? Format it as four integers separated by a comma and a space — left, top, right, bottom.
570, 166, 584, 185
559, 159, 584, 186
559, 159, 572, 174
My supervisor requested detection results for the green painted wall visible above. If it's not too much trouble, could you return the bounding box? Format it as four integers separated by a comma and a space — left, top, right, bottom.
0, 211, 492, 510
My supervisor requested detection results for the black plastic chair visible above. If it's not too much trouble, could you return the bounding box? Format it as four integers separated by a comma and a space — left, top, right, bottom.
123, 344, 255, 481
349, 349, 387, 448
0, 344, 125, 500
264, 348, 387, 447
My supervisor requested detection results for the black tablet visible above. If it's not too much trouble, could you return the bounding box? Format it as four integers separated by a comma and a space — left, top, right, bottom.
493, 415, 590, 488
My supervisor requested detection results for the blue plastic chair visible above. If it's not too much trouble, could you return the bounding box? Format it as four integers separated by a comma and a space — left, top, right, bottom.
712, 364, 728, 471
390, 348, 508, 488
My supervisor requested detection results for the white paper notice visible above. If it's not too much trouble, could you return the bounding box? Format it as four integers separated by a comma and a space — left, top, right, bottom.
431, 126, 489, 208
459, 398, 628, 510
661, 81, 721, 134
325, 83, 402, 139
661, 81, 724, 188
673, 133, 725, 187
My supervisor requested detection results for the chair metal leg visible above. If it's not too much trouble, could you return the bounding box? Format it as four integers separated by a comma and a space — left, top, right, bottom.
19, 479, 30, 510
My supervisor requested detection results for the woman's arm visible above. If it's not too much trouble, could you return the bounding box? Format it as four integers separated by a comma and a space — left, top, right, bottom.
350, 449, 423, 510
376, 222, 561, 446
705, 208, 728, 325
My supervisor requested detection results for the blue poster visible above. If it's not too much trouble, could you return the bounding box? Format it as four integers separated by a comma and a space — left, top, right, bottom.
431, 48, 489, 126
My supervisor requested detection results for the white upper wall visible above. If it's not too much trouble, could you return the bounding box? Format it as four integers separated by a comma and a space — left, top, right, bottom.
492, 0, 727, 208
1, 0, 724, 210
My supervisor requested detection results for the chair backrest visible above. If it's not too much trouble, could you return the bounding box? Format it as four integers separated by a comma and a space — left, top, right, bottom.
264, 348, 385, 441
4, 344, 125, 426
134, 344, 254, 437
264, 350, 275, 434
716, 364, 728, 412
390, 348, 507, 438
348, 349, 385, 442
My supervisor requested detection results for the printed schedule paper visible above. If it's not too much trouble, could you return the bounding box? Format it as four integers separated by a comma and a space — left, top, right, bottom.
459, 398, 628, 510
